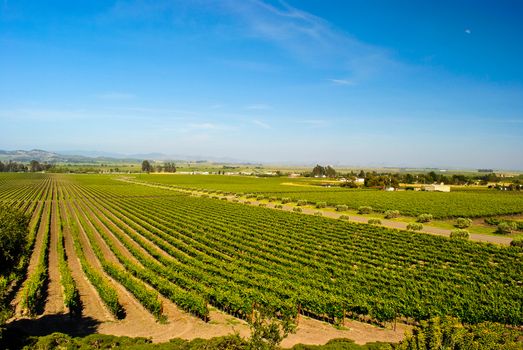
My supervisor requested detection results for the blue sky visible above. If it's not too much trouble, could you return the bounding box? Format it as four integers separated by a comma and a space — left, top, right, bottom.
1, 0, 522, 169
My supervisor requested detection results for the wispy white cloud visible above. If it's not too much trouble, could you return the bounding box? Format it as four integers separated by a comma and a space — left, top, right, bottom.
221, 0, 398, 82
252, 119, 270, 129
465, 29, 471, 34
328, 79, 354, 86
97, 92, 135, 100
186, 122, 237, 132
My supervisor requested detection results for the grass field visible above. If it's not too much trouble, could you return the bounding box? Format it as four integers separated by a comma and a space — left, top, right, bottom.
1, 173, 522, 340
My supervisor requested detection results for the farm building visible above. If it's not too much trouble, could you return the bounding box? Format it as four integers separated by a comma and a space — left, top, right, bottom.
423, 183, 451, 192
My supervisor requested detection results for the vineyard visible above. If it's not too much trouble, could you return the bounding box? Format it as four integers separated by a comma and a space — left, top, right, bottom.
1, 173, 522, 341
134, 174, 523, 218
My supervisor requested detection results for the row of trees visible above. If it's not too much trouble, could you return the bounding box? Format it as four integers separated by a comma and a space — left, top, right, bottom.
310, 165, 337, 178
141, 160, 177, 173
0, 160, 53, 173
337, 170, 519, 187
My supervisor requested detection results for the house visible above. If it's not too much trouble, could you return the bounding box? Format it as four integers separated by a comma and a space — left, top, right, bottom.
423, 183, 451, 192
354, 178, 365, 184
385, 187, 395, 191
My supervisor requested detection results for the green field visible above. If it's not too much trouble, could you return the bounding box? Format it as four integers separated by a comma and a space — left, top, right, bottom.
1, 173, 522, 328
133, 174, 523, 218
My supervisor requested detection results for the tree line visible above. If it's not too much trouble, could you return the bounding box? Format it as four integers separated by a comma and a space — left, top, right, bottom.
141, 160, 177, 173
0, 160, 53, 173
306, 166, 521, 189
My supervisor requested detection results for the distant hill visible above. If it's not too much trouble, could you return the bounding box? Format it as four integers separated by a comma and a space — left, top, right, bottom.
0, 149, 136, 163
0, 149, 249, 164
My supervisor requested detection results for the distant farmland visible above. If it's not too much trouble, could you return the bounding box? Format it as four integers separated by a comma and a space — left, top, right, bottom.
134, 174, 523, 218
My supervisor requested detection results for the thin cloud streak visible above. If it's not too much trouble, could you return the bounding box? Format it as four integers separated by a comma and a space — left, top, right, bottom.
328, 79, 354, 86
252, 119, 270, 129
221, 0, 398, 82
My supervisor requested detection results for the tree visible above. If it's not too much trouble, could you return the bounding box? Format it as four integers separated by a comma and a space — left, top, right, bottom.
325, 165, 336, 178
0, 205, 29, 332
455, 218, 472, 228
29, 160, 41, 172
396, 316, 523, 350
164, 162, 177, 173
248, 304, 296, 350
141, 160, 152, 173
404, 173, 415, 184
311, 165, 325, 177
0, 205, 30, 276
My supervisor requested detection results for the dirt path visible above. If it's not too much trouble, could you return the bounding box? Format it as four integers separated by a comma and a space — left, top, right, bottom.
116, 178, 512, 246
43, 201, 65, 315
12, 201, 50, 316
60, 201, 114, 322
283, 317, 407, 347
67, 201, 160, 327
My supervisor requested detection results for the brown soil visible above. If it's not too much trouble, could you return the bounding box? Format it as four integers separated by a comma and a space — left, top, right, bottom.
60, 201, 114, 322
66, 201, 158, 325
43, 201, 65, 315
12, 201, 51, 317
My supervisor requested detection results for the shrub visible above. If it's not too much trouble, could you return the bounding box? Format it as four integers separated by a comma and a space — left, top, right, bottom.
338, 215, 350, 220
407, 223, 423, 231
268, 197, 277, 202
384, 210, 400, 219
281, 197, 292, 204
336, 204, 349, 212
417, 213, 433, 223
232, 199, 239, 203
293, 207, 302, 213
314, 211, 323, 217
315, 201, 327, 209
0, 205, 29, 276
368, 218, 381, 225
256, 195, 265, 200
497, 222, 517, 234
259, 203, 266, 207
358, 206, 372, 214
450, 229, 470, 240
274, 204, 283, 209
296, 200, 307, 206
246, 193, 256, 199
510, 238, 523, 248
455, 218, 472, 228
220, 197, 228, 201
244, 201, 251, 205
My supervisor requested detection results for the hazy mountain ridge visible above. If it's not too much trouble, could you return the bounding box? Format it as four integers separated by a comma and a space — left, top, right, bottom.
0, 149, 248, 164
